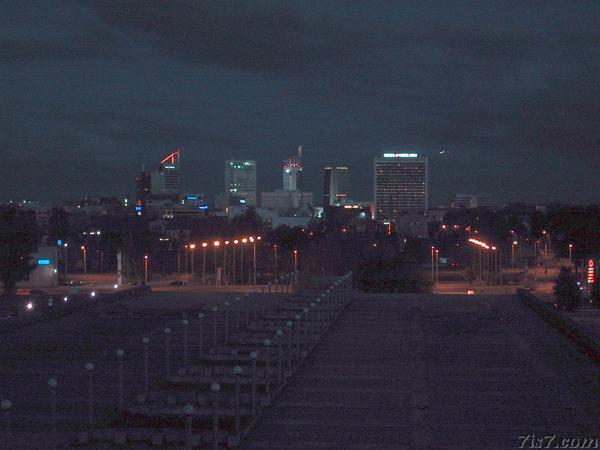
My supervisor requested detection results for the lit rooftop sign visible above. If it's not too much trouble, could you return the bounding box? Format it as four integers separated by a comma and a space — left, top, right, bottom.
37, 259, 51, 265
383, 153, 418, 158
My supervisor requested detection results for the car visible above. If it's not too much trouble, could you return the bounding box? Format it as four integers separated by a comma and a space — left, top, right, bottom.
169, 280, 187, 286
68, 280, 83, 286
466, 289, 475, 295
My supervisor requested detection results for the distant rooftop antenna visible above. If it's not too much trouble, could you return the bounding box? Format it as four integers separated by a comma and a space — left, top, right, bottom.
298, 145, 303, 161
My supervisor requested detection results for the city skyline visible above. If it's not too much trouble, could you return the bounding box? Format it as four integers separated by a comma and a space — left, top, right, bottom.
1, 1, 600, 205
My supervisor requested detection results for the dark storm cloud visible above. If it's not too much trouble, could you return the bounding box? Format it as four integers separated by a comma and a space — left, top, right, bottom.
0, 30, 122, 62
1, 0, 599, 204
87, 0, 363, 72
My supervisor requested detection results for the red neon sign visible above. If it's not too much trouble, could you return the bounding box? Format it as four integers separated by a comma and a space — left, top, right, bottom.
587, 259, 596, 285
160, 149, 180, 165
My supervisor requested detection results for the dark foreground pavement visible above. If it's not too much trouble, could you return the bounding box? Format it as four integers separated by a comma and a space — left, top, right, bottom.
243, 294, 600, 450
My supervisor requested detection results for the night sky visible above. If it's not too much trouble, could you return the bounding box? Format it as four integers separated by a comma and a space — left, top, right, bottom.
2, 1, 599, 206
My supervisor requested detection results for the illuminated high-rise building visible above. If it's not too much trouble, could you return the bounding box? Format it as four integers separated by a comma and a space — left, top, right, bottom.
144, 150, 181, 206
374, 152, 428, 224
323, 165, 350, 206
283, 146, 303, 191
159, 150, 181, 195
224, 159, 257, 206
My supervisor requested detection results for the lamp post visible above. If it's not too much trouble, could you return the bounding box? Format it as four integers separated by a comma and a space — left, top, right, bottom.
233, 240, 238, 284
224, 241, 229, 284
213, 241, 220, 284
569, 243, 573, 264
81, 246, 87, 274
435, 249, 439, 287
64, 243, 69, 277
202, 242, 207, 284
294, 249, 298, 282
189, 243, 196, 275
431, 247, 435, 286
250, 237, 256, 285
274, 244, 278, 283
144, 255, 149, 284
491, 246, 497, 284
184, 244, 189, 273
542, 230, 548, 254
512, 241, 517, 268
241, 238, 247, 285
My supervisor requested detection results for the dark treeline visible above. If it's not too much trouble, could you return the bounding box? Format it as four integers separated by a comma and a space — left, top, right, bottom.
2, 202, 599, 295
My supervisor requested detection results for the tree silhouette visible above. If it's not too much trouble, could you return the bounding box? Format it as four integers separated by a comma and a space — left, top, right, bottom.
0, 206, 40, 299
553, 266, 581, 311
46, 207, 70, 245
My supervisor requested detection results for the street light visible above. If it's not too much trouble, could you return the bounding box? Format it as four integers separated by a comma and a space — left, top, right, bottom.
435, 249, 439, 287
491, 246, 497, 285
144, 255, 149, 284
569, 243, 573, 264
293, 249, 298, 283
512, 241, 517, 268
184, 244, 189, 273
273, 244, 279, 283
233, 240, 239, 284
189, 244, 196, 275
81, 246, 87, 274
213, 241, 220, 284
431, 247, 435, 287
63, 242, 69, 277
201, 242, 208, 284
249, 236, 256, 285
241, 238, 248, 285
224, 241, 230, 284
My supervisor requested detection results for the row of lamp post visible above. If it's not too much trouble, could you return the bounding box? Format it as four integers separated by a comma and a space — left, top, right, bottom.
63, 235, 304, 287
468, 238, 502, 285
181, 236, 263, 285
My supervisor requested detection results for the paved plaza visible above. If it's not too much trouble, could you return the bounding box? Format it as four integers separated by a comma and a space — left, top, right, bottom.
0, 286, 598, 449
244, 294, 599, 449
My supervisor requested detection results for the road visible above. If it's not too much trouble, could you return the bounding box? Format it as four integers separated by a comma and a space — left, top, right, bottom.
243, 293, 600, 449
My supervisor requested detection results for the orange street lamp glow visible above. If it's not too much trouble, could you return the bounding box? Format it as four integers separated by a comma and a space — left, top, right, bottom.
213, 240, 220, 247
225, 240, 230, 245
249, 237, 255, 243
201, 242, 208, 248
468, 238, 490, 250
233, 239, 239, 245
257, 236, 262, 240
242, 238, 248, 244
